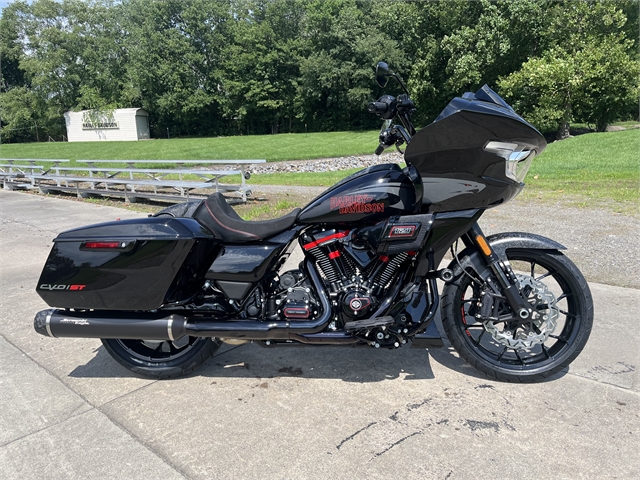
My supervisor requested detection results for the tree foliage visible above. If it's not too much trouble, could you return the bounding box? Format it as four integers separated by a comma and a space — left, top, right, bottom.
1, 0, 638, 142
499, 0, 639, 138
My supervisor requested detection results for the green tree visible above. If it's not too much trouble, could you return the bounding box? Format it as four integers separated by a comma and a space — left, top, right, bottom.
220, 0, 304, 135
573, 38, 639, 131
0, 1, 27, 91
0, 87, 46, 142
1, 0, 131, 140
498, 50, 580, 139
294, 0, 405, 131
1, 2, 32, 142
1, 0, 638, 143
124, 0, 232, 137
499, 0, 639, 138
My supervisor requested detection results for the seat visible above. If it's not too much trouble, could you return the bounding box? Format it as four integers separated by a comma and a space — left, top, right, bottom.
193, 192, 301, 243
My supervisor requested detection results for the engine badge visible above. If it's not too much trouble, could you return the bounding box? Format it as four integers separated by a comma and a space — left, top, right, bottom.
283, 307, 310, 319
389, 225, 416, 237
344, 291, 374, 317
349, 297, 371, 311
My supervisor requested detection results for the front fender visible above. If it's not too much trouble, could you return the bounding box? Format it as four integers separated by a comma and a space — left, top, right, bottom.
447, 232, 566, 280
486, 232, 565, 260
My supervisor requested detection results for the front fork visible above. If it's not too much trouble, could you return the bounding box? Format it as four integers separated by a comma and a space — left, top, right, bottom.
463, 224, 533, 321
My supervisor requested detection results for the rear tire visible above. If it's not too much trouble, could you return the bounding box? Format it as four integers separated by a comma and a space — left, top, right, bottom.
442, 249, 593, 382
101, 337, 221, 379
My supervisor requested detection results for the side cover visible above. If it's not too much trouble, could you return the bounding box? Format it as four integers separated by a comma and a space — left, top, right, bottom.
36, 217, 215, 310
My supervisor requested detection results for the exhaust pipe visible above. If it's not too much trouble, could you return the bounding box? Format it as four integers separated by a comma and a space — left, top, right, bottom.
34, 260, 332, 341
34, 309, 188, 340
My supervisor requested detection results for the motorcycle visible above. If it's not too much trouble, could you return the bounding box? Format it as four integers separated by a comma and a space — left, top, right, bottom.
34, 62, 593, 382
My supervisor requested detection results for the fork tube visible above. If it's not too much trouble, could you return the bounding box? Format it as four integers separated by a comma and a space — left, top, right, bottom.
467, 224, 532, 318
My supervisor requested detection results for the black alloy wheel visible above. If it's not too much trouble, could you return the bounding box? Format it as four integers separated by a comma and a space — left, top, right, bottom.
101, 336, 221, 379
442, 249, 593, 382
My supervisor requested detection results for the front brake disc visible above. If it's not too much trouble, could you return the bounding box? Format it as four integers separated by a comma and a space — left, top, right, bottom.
483, 274, 559, 350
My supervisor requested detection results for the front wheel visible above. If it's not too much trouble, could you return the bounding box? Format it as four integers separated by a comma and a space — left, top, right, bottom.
442, 249, 593, 382
101, 337, 221, 379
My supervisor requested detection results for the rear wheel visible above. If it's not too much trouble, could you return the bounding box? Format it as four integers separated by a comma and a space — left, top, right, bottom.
442, 249, 593, 382
101, 336, 221, 379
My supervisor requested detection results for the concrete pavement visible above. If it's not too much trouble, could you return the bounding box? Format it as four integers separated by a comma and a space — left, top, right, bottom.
1, 190, 638, 479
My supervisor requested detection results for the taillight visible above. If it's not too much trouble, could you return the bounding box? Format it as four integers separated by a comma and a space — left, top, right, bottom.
80, 241, 134, 251
83, 241, 121, 249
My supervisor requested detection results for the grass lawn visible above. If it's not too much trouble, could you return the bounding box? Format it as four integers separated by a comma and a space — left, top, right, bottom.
0, 130, 379, 166
524, 129, 639, 208
3, 127, 637, 214
230, 129, 640, 200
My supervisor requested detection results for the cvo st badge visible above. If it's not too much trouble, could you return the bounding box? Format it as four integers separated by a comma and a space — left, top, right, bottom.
39, 284, 87, 291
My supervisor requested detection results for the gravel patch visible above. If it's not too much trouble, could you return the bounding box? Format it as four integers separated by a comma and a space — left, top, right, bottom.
245, 152, 404, 174
479, 198, 640, 289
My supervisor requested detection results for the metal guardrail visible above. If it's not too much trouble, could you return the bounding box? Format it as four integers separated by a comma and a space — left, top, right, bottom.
0, 158, 266, 203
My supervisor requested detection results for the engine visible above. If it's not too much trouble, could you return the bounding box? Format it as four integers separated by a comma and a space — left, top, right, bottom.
241, 215, 432, 331
297, 216, 431, 327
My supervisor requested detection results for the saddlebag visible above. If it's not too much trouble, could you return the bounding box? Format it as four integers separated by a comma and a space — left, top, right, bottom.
36, 217, 215, 310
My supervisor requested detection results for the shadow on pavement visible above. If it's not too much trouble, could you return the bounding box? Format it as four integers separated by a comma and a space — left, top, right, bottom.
65, 340, 553, 383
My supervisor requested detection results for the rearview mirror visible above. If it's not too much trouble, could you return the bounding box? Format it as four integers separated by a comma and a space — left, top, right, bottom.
375, 62, 390, 87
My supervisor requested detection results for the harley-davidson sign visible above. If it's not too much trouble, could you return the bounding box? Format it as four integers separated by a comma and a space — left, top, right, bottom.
330, 195, 385, 214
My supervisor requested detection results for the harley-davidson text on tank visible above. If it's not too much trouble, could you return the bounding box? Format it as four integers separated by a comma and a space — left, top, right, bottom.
329, 194, 385, 214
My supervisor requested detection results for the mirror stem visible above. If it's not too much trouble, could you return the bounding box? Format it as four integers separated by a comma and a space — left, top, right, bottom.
392, 73, 411, 97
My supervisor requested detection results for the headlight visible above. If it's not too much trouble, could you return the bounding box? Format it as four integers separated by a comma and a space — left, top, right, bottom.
484, 141, 535, 183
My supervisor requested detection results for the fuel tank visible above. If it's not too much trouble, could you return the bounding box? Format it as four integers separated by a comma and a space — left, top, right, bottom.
299, 163, 421, 225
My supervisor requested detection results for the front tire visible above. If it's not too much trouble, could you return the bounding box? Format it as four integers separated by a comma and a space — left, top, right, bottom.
101, 337, 221, 379
442, 249, 593, 382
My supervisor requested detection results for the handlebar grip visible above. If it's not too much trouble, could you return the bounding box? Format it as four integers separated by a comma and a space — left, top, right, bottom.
375, 144, 385, 155
368, 102, 388, 114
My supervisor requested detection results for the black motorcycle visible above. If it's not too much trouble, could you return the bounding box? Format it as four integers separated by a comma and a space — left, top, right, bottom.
34, 62, 593, 382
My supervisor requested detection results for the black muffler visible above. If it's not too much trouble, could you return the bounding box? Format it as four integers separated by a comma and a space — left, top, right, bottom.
34, 309, 188, 340
34, 260, 333, 341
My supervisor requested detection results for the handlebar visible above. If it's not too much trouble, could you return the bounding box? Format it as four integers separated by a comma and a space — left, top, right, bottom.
369, 92, 416, 154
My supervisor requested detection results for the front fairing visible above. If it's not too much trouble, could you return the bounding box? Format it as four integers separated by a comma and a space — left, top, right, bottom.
405, 85, 546, 212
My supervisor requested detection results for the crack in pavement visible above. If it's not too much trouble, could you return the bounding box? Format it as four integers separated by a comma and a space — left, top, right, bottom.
373, 431, 422, 458
336, 421, 378, 450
